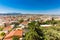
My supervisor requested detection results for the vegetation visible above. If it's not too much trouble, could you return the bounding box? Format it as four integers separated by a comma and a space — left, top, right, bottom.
11, 22, 19, 28
1, 32, 5, 36
18, 19, 24, 23
12, 36, 19, 40
0, 28, 3, 31
43, 20, 57, 25
40, 26, 60, 40
25, 21, 44, 40
40, 20, 60, 25
25, 20, 60, 40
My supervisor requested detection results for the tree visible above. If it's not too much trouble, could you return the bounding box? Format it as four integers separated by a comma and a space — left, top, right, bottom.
25, 21, 44, 40
12, 36, 19, 40
28, 21, 40, 29
18, 19, 24, 23
0, 28, 3, 31
40, 26, 60, 40
11, 22, 19, 28
25, 30, 41, 40
52, 17, 54, 21
1, 32, 5, 36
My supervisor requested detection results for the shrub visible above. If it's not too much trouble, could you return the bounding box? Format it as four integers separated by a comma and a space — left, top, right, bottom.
1, 32, 5, 36
0, 28, 3, 31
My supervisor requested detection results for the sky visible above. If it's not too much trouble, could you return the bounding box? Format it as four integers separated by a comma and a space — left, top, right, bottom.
0, 0, 60, 14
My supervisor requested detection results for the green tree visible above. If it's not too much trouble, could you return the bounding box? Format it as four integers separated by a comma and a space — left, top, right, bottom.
25, 30, 41, 40
25, 21, 44, 40
0, 28, 3, 31
40, 26, 60, 40
12, 36, 19, 40
1, 32, 5, 36
18, 19, 24, 23
11, 22, 19, 28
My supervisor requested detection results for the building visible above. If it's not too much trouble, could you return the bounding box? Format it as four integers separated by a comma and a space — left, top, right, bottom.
4, 29, 23, 40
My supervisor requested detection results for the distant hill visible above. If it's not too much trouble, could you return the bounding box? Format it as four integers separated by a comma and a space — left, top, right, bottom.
0, 13, 22, 15
0, 13, 60, 16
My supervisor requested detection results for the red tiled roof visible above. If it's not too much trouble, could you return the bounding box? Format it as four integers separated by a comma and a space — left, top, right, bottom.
21, 21, 28, 25
5, 29, 23, 39
3, 26, 12, 31
4, 38, 12, 40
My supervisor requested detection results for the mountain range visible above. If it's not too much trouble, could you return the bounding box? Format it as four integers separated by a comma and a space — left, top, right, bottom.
0, 13, 22, 15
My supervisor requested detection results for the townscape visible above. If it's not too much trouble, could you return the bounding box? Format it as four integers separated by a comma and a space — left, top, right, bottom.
0, 14, 60, 40
0, 0, 60, 40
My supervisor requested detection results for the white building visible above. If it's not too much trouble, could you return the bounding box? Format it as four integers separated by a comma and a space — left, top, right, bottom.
40, 25, 52, 27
